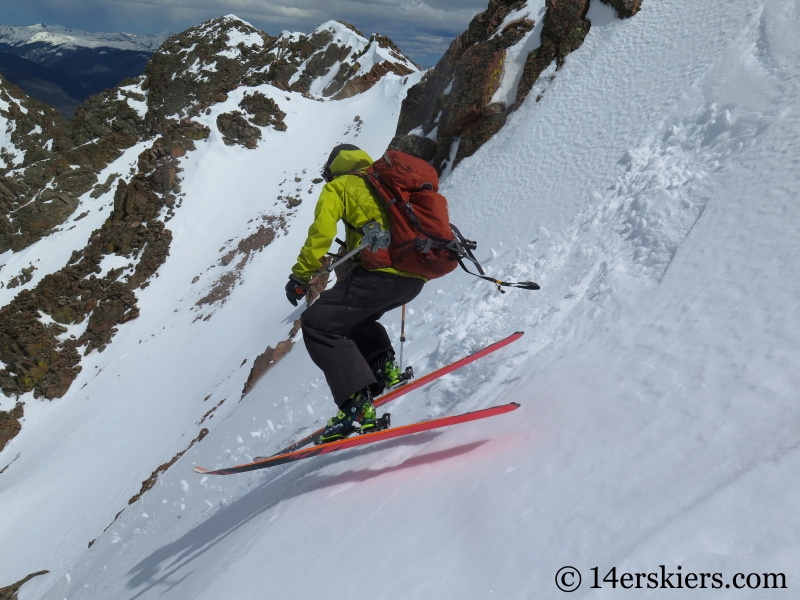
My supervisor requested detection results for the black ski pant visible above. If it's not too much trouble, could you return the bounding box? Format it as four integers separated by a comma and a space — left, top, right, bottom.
300, 267, 424, 407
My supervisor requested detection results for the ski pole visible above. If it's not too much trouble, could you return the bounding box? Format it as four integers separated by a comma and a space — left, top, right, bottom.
399, 304, 406, 370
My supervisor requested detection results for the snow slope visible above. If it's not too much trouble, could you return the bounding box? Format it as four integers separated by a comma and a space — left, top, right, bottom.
4, 0, 800, 597
0, 69, 423, 590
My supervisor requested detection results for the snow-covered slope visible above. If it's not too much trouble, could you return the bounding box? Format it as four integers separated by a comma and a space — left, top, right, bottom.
0, 63, 423, 593
0, 24, 171, 52
3, 0, 800, 598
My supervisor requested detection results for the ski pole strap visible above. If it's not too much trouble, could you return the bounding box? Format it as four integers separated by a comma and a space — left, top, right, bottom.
457, 259, 540, 293
448, 224, 539, 293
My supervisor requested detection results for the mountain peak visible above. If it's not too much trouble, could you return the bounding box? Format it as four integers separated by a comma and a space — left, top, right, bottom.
0, 23, 174, 52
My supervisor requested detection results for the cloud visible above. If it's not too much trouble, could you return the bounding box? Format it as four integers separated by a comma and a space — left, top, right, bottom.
0, 0, 487, 63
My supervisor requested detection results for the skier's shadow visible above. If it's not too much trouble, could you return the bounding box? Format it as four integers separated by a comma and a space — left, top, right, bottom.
125, 432, 488, 598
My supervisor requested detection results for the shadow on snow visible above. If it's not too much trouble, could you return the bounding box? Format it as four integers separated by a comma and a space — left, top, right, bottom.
125, 432, 488, 598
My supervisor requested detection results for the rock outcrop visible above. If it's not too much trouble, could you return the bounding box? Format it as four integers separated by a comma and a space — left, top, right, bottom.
602, 0, 642, 18
239, 91, 287, 130
0, 402, 23, 453
217, 111, 263, 148
0, 570, 49, 600
0, 74, 148, 253
392, 0, 641, 172
241, 320, 302, 398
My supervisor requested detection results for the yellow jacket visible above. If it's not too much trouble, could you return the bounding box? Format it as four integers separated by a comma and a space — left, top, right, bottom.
291, 148, 426, 282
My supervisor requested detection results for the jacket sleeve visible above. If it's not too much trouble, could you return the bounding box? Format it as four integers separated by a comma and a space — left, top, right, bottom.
291, 181, 345, 281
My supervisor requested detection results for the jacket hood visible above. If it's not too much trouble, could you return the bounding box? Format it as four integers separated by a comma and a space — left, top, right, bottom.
327, 147, 373, 179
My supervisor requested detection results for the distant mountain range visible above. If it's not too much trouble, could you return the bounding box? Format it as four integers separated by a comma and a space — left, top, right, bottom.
0, 24, 173, 119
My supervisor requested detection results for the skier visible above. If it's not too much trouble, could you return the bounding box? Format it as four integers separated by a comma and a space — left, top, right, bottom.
285, 144, 426, 443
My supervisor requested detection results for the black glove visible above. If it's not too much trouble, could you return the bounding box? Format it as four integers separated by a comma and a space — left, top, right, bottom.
285, 274, 307, 306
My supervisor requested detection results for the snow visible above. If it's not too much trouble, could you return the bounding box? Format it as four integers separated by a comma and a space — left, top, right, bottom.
354, 40, 416, 78
215, 24, 264, 59
117, 81, 147, 118
0, 117, 24, 169
315, 20, 365, 51
308, 60, 347, 96
0, 394, 14, 413
3, 1, 800, 598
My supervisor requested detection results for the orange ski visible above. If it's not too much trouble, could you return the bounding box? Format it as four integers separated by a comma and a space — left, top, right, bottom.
194, 402, 520, 476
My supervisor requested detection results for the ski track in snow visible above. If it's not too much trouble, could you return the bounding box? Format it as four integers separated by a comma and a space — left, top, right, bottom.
3, 0, 800, 598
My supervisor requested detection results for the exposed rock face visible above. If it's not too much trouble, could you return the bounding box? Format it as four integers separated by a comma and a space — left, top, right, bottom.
144, 16, 275, 127
0, 570, 49, 600
0, 119, 209, 399
325, 34, 416, 99
387, 134, 438, 162
514, 0, 591, 112
601, 0, 642, 18
393, 0, 641, 171
0, 74, 148, 253
216, 91, 288, 149
0, 402, 23, 453
332, 56, 415, 100
196, 221, 282, 309
145, 17, 415, 125
392, 0, 536, 170
0, 75, 73, 253
128, 427, 209, 505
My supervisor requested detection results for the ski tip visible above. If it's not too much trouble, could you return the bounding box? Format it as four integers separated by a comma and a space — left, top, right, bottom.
513, 331, 525, 336
193, 466, 211, 474
510, 402, 521, 408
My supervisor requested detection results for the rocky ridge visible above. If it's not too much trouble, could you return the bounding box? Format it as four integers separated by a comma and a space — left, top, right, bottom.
145, 16, 417, 128
268, 21, 417, 99
391, 0, 641, 171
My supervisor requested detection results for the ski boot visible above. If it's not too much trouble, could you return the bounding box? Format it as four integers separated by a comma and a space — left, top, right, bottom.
370, 351, 413, 395
316, 387, 376, 444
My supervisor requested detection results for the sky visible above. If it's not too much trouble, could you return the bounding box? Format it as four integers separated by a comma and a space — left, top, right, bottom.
0, 0, 488, 65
